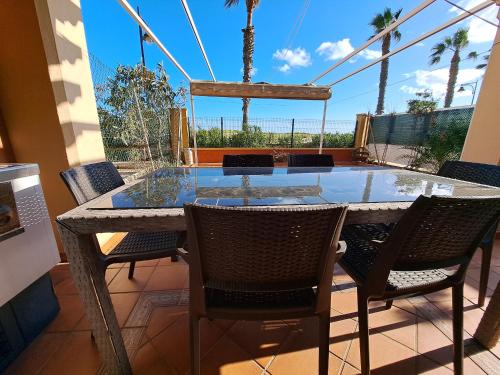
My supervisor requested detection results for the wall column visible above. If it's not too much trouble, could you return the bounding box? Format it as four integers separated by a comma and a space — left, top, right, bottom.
461, 8, 500, 165
0, 0, 106, 254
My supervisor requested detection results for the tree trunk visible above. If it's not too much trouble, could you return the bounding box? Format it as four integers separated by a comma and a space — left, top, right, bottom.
376, 35, 391, 115
241, 8, 255, 129
444, 49, 460, 108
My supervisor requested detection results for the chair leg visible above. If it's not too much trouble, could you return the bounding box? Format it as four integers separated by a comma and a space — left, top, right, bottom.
190, 314, 200, 375
452, 283, 464, 375
318, 312, 330, 375
127, 261, 136, 279
478, 243, 492, 307
357, 291, 371, 375
385, 300, 393, 310
171, 254, 179, 262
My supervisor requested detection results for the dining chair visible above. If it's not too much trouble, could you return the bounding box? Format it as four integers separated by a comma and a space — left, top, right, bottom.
60, 161, 179, 280
181, 203, 348, 375
339, 195, 500, 375
437, 160, 500, 306
287, 153, 335, 167
222, 154, 274, 167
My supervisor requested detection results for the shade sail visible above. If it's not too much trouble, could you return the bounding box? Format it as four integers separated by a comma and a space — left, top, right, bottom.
190, 81, 332, 100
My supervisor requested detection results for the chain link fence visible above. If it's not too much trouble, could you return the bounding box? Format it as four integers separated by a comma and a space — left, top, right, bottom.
195, 117, 355, 148
367, 106, 474, 172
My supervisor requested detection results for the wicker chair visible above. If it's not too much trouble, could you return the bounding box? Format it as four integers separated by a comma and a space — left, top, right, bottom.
222, 154, 274, 167
287, 153, 335, 167
437, 160, 500, 306
60, 162, 179, 279
181, 204, 348, 375
339, 195, 500, 375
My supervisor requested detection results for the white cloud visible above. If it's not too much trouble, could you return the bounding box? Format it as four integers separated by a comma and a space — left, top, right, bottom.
273, 47, 311, 73
316, 39, 354, 60
400, 68, 483, 97
416, 42, 425, 47
359, 49, 382, 60
316, 38, 382, 62
448, 0, 498, 43
278, 64, 291, 73
240, 67, 258, 77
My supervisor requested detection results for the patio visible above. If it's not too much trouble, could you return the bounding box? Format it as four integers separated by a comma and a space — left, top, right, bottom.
6, 238, 499, 375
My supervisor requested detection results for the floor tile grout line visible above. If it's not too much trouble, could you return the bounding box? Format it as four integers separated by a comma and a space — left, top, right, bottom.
262, 322, 294, 372
337, 320, 360, 374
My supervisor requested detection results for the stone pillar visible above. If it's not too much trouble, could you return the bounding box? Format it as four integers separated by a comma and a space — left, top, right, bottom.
461, 8, 500, 165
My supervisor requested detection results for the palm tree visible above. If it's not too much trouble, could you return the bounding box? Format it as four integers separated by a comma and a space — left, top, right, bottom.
225, 0, 260, 127
429, 28, 476, 108
369, 7, 402, 115
476, 54, 489, 70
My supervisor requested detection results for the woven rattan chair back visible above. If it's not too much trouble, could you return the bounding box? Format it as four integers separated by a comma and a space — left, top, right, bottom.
60, 162, 124, 205
222, 154, 274, 168
384, 195, 500, 271
287, 154, 334, 167
185, 204, 347, 292
437, 161, 500, 187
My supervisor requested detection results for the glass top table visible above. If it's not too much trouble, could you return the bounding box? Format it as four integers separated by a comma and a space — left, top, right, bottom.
90, 166, 500, 210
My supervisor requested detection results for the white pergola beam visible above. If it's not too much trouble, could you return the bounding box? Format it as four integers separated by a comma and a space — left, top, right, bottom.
180, 0, 216, 81
116, 0, 192, 81
308, 0, 437, 84
328, 0, 495, 87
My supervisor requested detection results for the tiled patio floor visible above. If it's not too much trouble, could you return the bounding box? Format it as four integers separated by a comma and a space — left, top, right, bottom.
6, 242, 500, 374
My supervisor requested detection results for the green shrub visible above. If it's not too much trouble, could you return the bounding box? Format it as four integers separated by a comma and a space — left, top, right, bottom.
196, 127, 223, 147
228, 125, 268, 147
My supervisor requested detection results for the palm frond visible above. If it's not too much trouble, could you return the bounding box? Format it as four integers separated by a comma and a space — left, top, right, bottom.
453, 28, 469, 49
430, 55, 441, 65
370, 13, 386, 33
393, 8, 403, 20
393, 29, 402, 42
467, 51, 478, 60
444, 37, 453, 48
224, 0, 239, 8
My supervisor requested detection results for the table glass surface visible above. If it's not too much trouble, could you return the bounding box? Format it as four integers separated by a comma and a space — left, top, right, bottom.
90, 166, 500, 209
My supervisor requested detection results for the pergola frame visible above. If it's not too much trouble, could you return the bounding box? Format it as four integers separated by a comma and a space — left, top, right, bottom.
115, 0, 497, 165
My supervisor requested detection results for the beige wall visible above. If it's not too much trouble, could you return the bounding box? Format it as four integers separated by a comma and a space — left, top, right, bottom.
461, 9, 500, 165
0, 0, 106, 253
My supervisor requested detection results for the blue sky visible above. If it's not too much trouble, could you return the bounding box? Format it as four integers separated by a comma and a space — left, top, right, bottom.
81, 0, 497, 121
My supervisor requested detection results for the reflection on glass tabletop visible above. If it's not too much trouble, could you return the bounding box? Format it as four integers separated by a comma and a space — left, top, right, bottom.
89, 166, 500, 209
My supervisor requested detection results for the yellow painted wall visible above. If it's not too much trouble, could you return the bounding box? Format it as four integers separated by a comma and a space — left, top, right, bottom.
0, 0, 106, 253
461, 9, 500, 165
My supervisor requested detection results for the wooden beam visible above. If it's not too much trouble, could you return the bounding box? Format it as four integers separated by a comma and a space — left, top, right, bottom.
190, 81, 332, 100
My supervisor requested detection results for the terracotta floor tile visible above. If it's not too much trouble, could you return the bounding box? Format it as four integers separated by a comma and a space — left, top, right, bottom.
133, 259, 160, 267
416, 317, 454, 369
341, 361, 361, 374
329, 311, 358, 359
132, 342, 176, 375
201, 335, 263, 375
4, 332, 69, 375
158, 256, 187, 266
151, 315, 225, 374
464, 357, 487, 375
346, 331, 417, 373
145, 305, 187, 339
269, 342, 344, 374
39, 331, 101, 375
144, 265, 188, 291
107, 266, 155, 293
331, 292, 359, 316
46, 294, 85, 332
50, 265, 79, 295
368, 305, 417, 350
111, 292, 141, 327
414, 354, 454, 374
227, 320, 290, 368
105, 268, 120, 285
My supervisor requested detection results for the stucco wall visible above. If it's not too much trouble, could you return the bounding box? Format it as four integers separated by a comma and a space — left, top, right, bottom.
0, 0, 106, 253
461, 9, 500, 165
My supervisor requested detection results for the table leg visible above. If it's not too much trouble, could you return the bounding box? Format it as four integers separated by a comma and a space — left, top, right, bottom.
474, 281, 500, 348
57, 224, 132, 375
